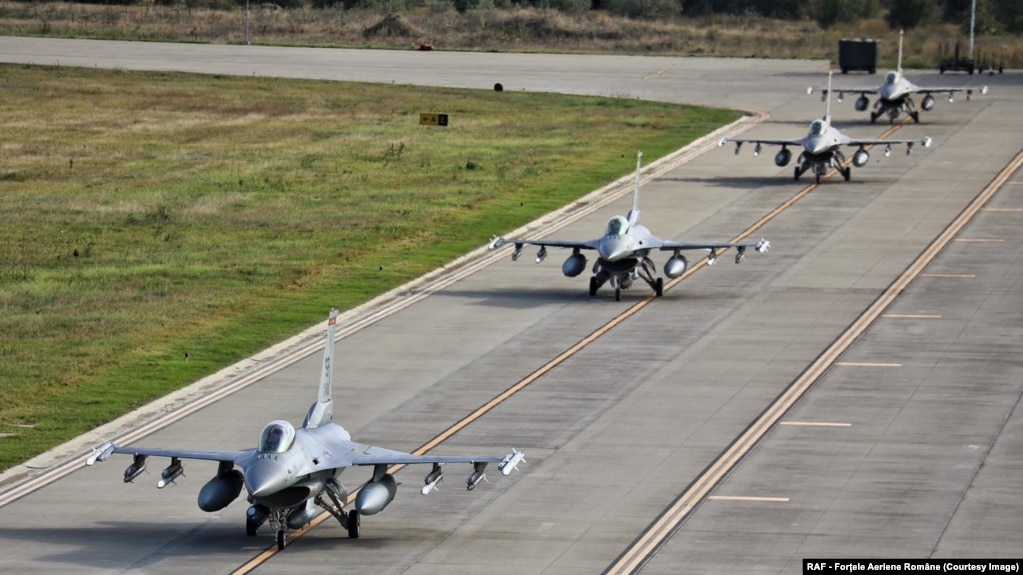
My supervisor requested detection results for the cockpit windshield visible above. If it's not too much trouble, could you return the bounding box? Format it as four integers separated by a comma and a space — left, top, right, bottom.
809, 119, 825, 136
606, 215, 629, 237
258, 420, 296, 453
885, 71, 899, 85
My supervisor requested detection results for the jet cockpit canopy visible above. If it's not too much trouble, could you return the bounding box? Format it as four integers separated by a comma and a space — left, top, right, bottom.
606, 215, 630, 237
885, 71, 899, 85
809, 119, 825, 136
258, 420, 296, 453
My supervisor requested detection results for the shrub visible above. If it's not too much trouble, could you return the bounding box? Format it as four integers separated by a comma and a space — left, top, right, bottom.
606, 0, 680, 20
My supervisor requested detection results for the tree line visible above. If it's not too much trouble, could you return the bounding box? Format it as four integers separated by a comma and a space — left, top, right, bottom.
19, 0, 1023, 34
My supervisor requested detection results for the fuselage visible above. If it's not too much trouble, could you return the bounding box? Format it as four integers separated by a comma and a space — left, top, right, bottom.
878, 71, 916, 106
595, 217, 655, 273
244, 421, 350, 509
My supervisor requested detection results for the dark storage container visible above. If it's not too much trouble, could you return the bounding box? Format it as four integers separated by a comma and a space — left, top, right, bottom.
839, 39, 879, 74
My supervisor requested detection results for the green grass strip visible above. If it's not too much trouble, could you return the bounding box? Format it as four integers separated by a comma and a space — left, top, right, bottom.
0, 63, 737, 471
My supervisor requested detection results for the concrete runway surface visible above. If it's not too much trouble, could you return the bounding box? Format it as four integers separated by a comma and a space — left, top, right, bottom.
0, 37, 1020, 574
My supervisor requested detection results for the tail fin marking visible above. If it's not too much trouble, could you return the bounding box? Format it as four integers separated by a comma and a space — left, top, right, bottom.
303, 309, 338, 429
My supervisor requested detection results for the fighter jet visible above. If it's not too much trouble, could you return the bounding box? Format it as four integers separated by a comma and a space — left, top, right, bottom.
488, 151, 769, 301
718, 72, 932, 184
87, 309, 524, 551
821, 30, 987, 124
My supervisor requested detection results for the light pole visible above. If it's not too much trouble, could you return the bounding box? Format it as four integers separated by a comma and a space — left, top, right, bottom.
245, 0, 251, 45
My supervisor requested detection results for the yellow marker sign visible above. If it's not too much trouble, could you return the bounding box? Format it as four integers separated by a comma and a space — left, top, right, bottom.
419, 113, 449, 127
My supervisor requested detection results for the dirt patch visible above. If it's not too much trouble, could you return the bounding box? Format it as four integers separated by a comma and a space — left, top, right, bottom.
363, 13, 422, 39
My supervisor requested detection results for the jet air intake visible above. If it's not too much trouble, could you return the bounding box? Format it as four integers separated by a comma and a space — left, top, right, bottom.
355, 473, 397, 515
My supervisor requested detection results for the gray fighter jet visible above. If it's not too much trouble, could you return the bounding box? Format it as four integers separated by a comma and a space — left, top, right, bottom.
87, 309, 524, 550
821, 30, 987, 124
719, 72, 932, 184
488, 152, 769, 301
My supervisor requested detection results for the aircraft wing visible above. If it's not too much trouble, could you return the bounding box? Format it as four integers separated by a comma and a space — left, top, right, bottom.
840, 135, 932, 148
489, 236, 600, 251
88, 442, 254, 465
719, 136, 805, 148
652, 238, 770, 264
348, 446, 507, 467
655, 239, 766, 252
820, 88, 879, 97
911, 86, 987, 98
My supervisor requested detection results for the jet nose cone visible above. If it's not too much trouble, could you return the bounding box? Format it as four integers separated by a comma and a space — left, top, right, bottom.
598, 238, 629, 261
805, 137, 829, 155
245, 459, 288, 498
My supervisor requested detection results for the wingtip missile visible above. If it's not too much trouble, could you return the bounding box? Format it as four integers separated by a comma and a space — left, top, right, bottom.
86, 441, 116, 466
717, 136, 728, 147
755, 239, 770, 253
487, 235, 506, 250
499, 450, 526, 476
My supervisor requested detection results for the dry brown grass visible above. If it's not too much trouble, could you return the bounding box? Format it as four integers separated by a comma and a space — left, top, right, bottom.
0, 2, 1020, 68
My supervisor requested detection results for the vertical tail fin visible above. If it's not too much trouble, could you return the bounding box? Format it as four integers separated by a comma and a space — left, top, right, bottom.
627, 151, 642, 225
303, 309, 338, 429
824, 70, 833, 122
897, 29, 904, 73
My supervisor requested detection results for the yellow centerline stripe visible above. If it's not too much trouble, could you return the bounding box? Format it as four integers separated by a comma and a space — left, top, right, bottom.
602, 147, 1023, 575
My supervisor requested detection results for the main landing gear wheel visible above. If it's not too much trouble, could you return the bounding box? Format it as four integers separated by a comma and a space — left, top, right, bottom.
588, 276, 598, 297
869, 110, 879, 123
614, 287, 621, 302
793, 166, 802, 181
815, 172, 821, 184
276, 529, 286, 551
911, 111, 920, 123
654, 277, 664, 297
246, 519, 258, 536
842, 167, 852, 181
347, 509, 360, 539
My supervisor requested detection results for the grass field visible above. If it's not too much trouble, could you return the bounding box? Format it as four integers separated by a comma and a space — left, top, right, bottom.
0, 63, 737, 472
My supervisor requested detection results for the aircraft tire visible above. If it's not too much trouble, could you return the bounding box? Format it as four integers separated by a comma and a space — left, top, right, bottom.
911, 111, 920, 123
615, 287, 621, 302
246, 519, 258, 536
842, 167, 851, 181
588, 276, 598, 297
347, 509, 360, 539
793, 166, 802, 181
815, 172, 821, 184
276, 529, 286, 550
654, 277, 664, 297
869, 111, 878, 124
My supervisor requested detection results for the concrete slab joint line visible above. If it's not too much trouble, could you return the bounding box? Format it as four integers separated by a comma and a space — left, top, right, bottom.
0, 112, 765, 502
